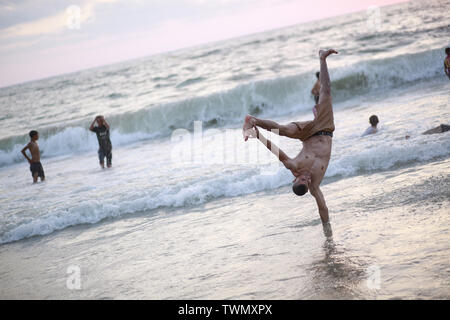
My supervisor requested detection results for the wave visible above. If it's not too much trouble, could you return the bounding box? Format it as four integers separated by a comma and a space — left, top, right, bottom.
105, 92, 127, 99
191, 49, 222, 60
0, 48, 444, 168
176, 77, 206, 88
0, 127, 157, 167
330, 48, 444, 101
1, 130, 449, 244
327, 135, 450, 177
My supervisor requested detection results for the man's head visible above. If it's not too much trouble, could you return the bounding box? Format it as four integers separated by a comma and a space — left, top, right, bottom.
369, 115, 379, 127
292, 170, 311, 196
446, 48, 450, 55
316, 71, 320, 79
29, 130, 39, 140
96, 115, 105, 126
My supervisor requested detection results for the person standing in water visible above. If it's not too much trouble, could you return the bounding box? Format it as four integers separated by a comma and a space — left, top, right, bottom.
21, 130, 45, 183
89, 115, 112, 168
311, 71, 321, 104
243, 49, 338, 233
444, 48, 450, 79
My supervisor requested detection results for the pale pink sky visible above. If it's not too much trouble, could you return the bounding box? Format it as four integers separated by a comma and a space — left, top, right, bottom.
0, 0, 409, 87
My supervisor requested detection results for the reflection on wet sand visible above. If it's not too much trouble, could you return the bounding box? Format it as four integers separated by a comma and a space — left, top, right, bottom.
303, 224, 372, 299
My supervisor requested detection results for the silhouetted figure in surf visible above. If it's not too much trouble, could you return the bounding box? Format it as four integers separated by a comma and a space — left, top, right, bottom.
361, 115, 379, 137
21, 130, 45, 183
444, 48, 450, 79
404, 124, 450, 139
422, 124, 450, 135
243, 49, 338, 235
90, 115, 112, 168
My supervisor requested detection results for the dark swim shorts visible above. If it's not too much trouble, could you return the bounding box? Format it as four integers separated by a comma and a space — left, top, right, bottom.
30, 161, 45, 179
98, 148, 112, 165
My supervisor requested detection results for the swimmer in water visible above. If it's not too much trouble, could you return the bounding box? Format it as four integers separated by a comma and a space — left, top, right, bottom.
361, 115, 379, 137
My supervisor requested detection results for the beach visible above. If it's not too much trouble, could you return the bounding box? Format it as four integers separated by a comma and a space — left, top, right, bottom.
0, 0, 449, 299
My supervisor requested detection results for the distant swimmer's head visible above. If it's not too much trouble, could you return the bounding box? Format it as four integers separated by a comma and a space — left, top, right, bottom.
292, 171, 311, 196
316, 71, 320, 79
446, 48, 450, 55
369, 115, 379, 127
29, 130, 39, 140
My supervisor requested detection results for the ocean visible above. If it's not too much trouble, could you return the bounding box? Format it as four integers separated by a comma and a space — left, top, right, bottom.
0, 0, 449, 299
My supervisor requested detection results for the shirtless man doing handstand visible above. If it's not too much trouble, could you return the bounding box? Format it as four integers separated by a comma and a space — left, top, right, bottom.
243, 49, 338, 227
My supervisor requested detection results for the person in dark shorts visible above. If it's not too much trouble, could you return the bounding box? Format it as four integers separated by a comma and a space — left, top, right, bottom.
21, 130, 45, 183
89, 115, 112, 168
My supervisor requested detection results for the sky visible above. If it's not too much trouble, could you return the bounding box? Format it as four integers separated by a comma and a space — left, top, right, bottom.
0, 0, 409, 88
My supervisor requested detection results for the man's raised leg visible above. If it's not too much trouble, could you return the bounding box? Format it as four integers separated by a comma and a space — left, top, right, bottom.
317, 49, 338, 111
243, 115, 302, 141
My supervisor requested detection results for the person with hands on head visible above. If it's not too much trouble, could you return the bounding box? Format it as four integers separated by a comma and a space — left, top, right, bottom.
90, 115, 112, 169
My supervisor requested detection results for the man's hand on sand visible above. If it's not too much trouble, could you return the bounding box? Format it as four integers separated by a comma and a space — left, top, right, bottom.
319, 49, 338, 60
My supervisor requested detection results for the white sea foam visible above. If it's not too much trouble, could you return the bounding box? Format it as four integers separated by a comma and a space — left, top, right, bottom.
1, 129, 449, 244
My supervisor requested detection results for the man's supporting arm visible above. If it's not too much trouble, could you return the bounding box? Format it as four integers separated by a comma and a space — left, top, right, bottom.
309, 186, 329, 224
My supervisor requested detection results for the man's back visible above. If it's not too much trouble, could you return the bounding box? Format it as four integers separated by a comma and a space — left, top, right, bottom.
28, 141, 41, 162
362, 126, 377, 136
92, 125, 112, 151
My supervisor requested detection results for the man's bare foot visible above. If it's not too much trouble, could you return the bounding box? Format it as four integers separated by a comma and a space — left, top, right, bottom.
243, 115, 257, 141
319, 49, 338, 60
